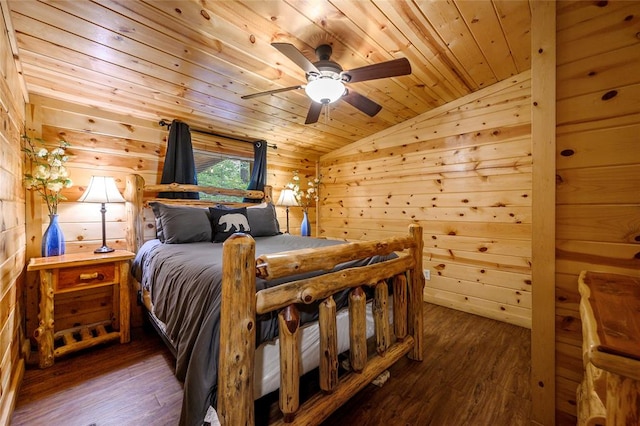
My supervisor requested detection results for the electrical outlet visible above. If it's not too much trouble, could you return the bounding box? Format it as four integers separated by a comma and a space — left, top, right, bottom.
423, 269, 431, 280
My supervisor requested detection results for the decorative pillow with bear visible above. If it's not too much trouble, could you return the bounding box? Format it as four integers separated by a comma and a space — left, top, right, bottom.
247, 202, 281, 237
149, 202, 212, 244
209, 206, 251, 243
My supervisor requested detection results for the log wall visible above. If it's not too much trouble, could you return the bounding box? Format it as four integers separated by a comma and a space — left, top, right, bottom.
320, 71, 533, 328
554, 1, 640, 420
0, 3, 27, 424
23, 93, 316, 341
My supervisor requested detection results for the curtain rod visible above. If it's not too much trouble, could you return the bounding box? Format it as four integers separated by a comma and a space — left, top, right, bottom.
159, 119, 277, 150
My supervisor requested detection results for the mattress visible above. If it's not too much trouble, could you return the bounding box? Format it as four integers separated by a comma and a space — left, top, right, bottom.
142, 288, 394, 398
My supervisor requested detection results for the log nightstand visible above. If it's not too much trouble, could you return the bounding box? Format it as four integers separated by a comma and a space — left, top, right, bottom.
27, 250, 135, 368
577, 271, 640, 425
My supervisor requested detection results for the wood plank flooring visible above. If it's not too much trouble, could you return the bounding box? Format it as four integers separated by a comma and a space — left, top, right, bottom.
11, 303, 533, 425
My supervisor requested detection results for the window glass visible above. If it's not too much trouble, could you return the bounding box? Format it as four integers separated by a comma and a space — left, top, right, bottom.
194, 150, 252, 202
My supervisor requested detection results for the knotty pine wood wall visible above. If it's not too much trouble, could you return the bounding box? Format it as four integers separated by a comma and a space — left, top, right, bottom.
320, 3, 640, 422
0, 3, 27, 423
554, 1, 640, 420
23, 93, 317, 343
320, 71, 533, 328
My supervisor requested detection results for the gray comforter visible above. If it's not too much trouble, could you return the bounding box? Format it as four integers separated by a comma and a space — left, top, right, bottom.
131, 234, 392, 426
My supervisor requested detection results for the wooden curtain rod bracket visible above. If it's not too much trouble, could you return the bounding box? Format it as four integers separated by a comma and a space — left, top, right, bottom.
158, 119, 277, 149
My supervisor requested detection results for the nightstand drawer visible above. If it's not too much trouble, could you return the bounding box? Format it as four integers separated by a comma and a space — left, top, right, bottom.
56, 262, 117, 292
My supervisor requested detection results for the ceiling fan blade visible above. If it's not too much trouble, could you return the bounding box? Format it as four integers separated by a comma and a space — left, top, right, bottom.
343, 58, 411, 83
241, 85, 303, 100
341, 90, 382, 117
272, 43, 320, 75
305, 102, 323, 124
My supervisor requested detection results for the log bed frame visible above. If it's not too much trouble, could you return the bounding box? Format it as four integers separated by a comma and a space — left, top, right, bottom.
124, 174, 424, 425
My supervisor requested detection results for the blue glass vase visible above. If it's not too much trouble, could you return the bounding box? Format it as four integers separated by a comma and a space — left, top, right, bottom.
300, 210, 311, 237
42, 214, 65, 257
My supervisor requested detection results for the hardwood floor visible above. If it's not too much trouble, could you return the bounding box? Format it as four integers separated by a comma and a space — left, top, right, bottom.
11, 303, 532, 425
323, 303, 532, 425
11, 325, 182, 426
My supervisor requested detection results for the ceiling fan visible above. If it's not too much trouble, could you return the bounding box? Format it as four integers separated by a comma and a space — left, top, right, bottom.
241, 43, 412, 124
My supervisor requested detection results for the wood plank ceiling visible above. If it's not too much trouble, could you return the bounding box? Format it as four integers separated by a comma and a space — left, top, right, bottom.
7, 0, 531, 157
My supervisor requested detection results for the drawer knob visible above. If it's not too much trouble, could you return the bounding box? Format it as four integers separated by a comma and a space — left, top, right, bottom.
79, 272, 104, 281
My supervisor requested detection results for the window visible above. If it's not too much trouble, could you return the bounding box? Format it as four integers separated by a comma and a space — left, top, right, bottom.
194, 150, 252, 202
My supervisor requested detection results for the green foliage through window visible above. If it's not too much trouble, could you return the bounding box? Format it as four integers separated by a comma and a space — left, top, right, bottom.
196, 154, 251, 202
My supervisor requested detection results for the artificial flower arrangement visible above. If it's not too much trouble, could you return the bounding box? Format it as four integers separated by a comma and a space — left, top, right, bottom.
286, 170, 321, 212
22, 134, 73, 216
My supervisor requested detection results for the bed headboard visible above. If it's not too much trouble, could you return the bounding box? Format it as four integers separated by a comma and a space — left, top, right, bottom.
124, 174, 272, 253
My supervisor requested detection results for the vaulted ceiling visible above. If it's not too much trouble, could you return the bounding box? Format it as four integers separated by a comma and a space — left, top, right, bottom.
6, 0, 531, 157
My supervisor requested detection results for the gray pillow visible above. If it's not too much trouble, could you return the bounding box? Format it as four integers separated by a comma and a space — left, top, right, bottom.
247, 203, 280, 237
149, 202, 212, 244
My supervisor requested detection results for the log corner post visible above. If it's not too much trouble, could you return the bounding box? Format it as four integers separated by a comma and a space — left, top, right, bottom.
217, 233, 257, 425
124, 174, 145, 253
408, 224, 424, 361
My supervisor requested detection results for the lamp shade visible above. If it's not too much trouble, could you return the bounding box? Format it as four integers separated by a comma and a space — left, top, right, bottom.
78, 176, 125, 203
277, 188, 298, 207
305, 77, 345, 104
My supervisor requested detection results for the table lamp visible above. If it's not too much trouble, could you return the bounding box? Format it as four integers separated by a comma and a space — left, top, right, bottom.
277, 188, 298, 234
78, 176, 125, 253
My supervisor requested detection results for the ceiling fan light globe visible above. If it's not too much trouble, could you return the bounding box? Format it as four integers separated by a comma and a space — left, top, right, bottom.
305, 78, 345, 104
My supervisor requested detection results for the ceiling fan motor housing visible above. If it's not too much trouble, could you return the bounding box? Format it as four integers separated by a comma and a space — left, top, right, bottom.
308, 44, 343, 79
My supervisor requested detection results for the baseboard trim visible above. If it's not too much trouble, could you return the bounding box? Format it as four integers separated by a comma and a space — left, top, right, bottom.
0, 357, 25, 426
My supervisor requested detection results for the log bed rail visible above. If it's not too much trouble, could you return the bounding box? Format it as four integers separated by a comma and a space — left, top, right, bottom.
124, 174, 424, 426
219, 226, 424, 425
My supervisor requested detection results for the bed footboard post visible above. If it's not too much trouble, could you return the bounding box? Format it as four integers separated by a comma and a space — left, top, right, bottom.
408, 224, 424, 361
125, 174, 145, 253
218, 233, 257, 425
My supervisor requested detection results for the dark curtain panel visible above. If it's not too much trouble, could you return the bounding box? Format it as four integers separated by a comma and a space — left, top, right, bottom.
159, 120, 199, 199
244, 140, 267, 203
